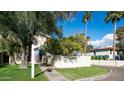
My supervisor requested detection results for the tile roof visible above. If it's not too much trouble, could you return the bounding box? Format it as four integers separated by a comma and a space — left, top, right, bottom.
89, 47, 113, 52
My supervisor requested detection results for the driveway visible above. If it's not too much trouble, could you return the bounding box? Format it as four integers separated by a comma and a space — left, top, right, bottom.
99, 66, 124, 81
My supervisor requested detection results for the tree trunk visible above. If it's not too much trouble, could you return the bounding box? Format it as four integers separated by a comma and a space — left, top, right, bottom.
20, 47, 28, 69
113, 20, 116, 60
84, 20, 88, 55
10, 53, 16, 65
51, 55, 58, 66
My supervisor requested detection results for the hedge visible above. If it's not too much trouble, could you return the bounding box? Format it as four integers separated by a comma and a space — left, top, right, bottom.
91, 55, 109, 60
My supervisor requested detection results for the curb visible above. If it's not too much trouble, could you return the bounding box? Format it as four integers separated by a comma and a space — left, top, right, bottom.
75, 66, 112, 81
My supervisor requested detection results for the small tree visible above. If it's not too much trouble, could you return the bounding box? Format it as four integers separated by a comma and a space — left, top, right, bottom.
116, 26, 124, 59
87, 45, 94, 52
0, 28, 21, 65
43, 34, 85, 65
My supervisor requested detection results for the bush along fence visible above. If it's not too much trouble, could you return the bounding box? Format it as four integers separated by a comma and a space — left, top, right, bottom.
91, 55, 109, 60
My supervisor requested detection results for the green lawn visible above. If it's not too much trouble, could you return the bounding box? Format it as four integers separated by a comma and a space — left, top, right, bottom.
0, 64, 48, 81
55, 66, 109, 80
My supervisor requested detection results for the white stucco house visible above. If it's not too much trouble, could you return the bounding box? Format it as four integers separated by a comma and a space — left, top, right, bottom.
87, 47, 117, 59
87, 47, 117, 55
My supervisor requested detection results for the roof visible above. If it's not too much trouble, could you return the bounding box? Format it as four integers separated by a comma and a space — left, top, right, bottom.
88, 47, 113, 52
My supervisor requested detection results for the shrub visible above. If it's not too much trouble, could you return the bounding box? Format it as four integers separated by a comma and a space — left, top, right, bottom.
99, 55, 104, 60
91, 55, 109, 60
91, 55, 96, 60
95, 55, 99, 60
104, 55, 109, 60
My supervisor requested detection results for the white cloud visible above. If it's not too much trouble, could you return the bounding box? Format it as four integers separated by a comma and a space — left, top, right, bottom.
88, 33, 113, 48
103, 34, 113, 40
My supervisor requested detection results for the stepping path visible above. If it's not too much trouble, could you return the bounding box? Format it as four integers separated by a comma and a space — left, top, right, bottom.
98, 66, 124, 81
39, 65, 68, 81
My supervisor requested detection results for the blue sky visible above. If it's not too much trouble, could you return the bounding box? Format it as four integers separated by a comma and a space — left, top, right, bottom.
62, 11, 124, 48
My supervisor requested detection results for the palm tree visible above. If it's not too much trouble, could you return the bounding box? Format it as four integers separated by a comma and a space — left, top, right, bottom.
105, 11, 123, 60
82, 11, 92, 55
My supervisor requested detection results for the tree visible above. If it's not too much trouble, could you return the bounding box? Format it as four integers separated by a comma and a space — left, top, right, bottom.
0, 11, 76, 68
82, 11, 92, 55
60, 38, 83, 56
0, 26, 21, 64
105, 11, 123, 59
0, 12, 37, 68
87, 45, 94, 52
44, 34, 85, 57
116, 26, 124, 59
43, 38, 63, 55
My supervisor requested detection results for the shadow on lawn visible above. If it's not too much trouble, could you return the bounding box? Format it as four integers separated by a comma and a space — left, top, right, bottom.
0, 64, 9, 68
35, 70, 46, 77
35, 67, 52, 77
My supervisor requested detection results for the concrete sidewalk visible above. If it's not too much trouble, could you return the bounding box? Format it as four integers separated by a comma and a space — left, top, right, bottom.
39, 65, 68, 81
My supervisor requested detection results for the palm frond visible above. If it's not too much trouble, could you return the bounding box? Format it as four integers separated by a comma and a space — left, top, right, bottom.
82, 11, 92, 24
105, 11, 123, 23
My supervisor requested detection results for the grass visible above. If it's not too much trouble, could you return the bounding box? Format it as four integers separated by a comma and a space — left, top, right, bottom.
55, 66, 109, 80
0, 64, 48, 81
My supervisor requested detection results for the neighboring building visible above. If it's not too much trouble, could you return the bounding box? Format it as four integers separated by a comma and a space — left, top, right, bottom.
87, 47, 117, 57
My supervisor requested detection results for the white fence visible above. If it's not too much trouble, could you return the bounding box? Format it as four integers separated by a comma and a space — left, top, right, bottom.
54, 56, 91, 68
91, 60, 124, 67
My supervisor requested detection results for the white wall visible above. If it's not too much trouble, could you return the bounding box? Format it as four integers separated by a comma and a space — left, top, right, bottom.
54, 56, 91, 68
91, 60, 124, 67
